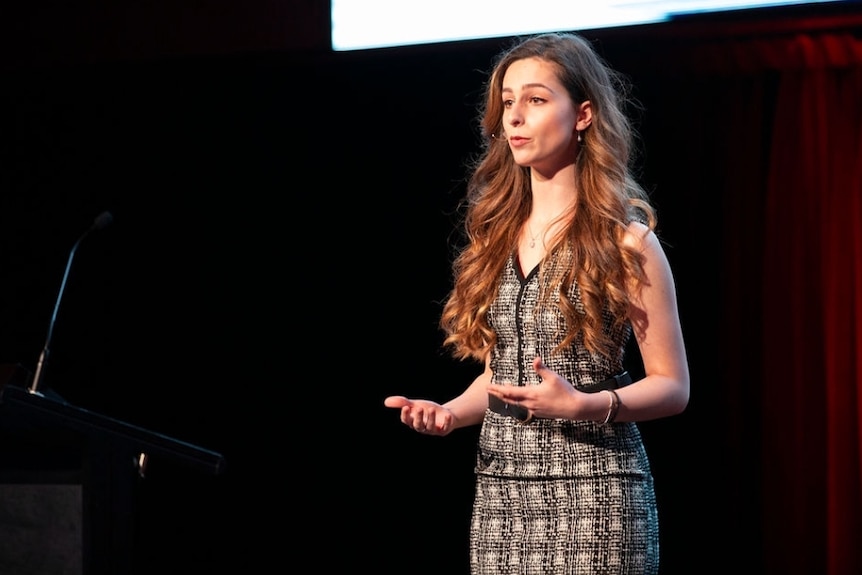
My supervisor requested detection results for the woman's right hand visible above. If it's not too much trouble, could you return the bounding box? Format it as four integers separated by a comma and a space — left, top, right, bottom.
384, 396, 455, 436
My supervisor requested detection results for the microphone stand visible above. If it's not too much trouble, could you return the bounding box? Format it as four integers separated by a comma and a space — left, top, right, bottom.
29, 211, 113, 396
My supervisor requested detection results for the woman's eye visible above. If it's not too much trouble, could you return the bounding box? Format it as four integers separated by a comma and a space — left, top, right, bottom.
503, 99, 513, 107
530, 96, 545, 104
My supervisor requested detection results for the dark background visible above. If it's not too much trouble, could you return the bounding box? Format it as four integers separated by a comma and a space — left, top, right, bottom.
0, 1, 860, 573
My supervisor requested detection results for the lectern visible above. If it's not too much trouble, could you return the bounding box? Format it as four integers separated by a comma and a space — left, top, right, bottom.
0, 364, 225, 575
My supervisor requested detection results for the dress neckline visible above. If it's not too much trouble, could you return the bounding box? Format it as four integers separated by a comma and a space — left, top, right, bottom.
513, 253, 540, 283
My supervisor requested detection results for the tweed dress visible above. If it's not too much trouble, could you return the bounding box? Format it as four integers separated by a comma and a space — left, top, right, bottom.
469, 251, 659, 575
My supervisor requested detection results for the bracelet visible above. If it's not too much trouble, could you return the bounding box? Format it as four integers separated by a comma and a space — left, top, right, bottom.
602, 389, 621, 424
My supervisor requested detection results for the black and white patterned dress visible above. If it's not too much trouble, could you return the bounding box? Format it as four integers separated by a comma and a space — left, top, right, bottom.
469, 252, 659, 575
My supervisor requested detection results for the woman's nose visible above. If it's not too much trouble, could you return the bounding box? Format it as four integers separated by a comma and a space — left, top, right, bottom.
507, 107, 523, 127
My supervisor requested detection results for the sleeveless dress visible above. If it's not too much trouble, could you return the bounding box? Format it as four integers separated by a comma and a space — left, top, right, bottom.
469, 252, 659, 575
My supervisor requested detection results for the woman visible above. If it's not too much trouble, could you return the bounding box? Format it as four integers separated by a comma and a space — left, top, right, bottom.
385, 32, 689, 574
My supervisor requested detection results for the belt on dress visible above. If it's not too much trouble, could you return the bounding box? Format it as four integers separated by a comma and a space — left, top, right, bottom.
487, 371, 632, 423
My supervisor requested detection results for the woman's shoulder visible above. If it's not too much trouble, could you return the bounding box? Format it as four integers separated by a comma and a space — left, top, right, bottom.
622, 219, 655, 250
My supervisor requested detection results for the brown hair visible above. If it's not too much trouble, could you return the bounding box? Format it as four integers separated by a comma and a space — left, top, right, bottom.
439, 32, 656, 363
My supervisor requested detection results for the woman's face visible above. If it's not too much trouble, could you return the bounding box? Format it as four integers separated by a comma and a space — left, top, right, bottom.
501, 57, 580, 177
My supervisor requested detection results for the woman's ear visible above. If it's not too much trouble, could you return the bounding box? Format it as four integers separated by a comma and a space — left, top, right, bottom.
575, 100, 592, 131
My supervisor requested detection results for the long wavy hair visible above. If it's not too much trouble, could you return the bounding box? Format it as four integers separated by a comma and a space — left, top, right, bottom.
439, 32, 656, 363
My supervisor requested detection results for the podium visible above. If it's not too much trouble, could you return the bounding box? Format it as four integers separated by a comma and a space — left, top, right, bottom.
0, 364, 225, 575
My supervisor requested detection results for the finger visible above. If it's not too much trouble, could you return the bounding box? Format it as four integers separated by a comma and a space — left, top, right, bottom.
428, 411, 446, 432
532, 356, 546, 374
417, 405, 442, 432
487, 385, 523, 404
413, 410, 428, 432
423, 407, 437, 429
503, 393, 526, 406
384, 396, 412, 408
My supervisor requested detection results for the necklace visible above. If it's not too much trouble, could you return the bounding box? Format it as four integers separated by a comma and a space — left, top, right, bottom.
527, 222, 541, 248
527, 219, 555, 248
526, 204, 574, 249
526, 212, 568, 248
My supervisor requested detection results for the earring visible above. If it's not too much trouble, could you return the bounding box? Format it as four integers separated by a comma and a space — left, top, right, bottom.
577, 130, 583, 144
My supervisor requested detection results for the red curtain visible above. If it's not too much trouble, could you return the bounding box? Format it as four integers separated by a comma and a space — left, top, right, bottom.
701, 32, 862, 574
639, 27, 862, 573
761, 34, 862, 575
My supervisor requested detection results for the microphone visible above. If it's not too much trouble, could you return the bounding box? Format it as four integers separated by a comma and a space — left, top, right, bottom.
28, 210, 114, 396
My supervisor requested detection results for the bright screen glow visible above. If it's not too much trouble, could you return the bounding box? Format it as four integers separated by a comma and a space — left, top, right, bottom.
332, 0, 844, 51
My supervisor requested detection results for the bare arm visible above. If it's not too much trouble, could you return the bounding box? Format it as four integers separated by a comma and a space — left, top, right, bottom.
614, 222, 690, 421
384, 356, 491, 435
486, 223, 690, 423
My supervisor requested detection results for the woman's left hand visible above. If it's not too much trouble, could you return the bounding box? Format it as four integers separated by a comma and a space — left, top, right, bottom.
486, 356, 580, 420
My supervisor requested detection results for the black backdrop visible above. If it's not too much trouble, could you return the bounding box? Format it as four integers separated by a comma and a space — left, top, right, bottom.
3, 3, 857, 573
0, 41, 705, 574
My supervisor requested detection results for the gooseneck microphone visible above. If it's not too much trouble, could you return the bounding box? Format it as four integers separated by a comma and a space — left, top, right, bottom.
28, 211, 114, 396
